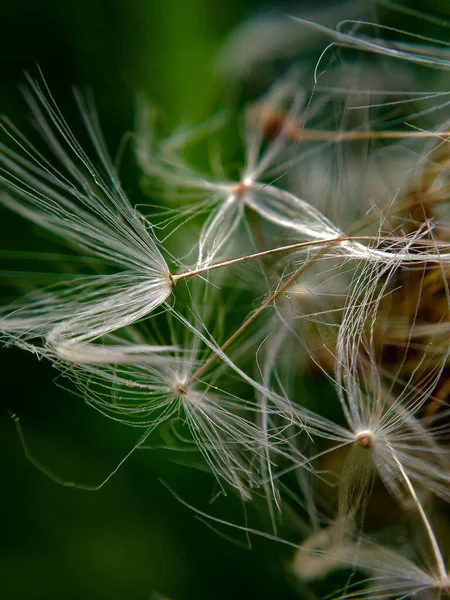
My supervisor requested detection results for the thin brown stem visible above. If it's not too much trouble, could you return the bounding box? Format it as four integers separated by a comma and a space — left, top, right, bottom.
186, 227, 450, 384
173, 235, 450, 284
187, 235, 346, 384
298, 129, 450, 142
183, 141, 450, 383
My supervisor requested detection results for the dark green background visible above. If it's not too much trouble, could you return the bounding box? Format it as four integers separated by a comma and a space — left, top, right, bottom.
0, 1, 305, 599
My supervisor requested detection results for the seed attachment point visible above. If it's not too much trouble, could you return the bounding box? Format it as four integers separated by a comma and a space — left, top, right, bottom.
172, 380, 188, 398
355, 430, 374, 449
437, 574, 450, 593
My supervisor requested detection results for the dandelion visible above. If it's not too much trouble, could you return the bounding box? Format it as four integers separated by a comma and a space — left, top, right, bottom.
137, 68, 450, 280
137, 71, 343, 268
324, 249, 449, 502
52, 279, 297, 500
3, 4, 450, 598
292, 16, 450, 76
323, 465, 450, 599
0, 73, 174, 363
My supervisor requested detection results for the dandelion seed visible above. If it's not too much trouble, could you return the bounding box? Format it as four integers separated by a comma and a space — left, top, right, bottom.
3, 7, 450, 597
292, 17, 450, 77
329, 496, 450, 599
59, 283, 289, 500
0, 73, 173, 362
137, 72, 343, 268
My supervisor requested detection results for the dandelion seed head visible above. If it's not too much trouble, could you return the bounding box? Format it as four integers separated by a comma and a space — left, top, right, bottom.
4, 5, 450, 594
171, 378, 189, 399
0, 76, 174, 354
231, 179, 250, 196
355, 430, 375, 449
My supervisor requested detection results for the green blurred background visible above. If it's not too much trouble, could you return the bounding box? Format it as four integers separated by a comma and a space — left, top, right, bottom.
0, 1, 306, 599
2, 1, 450, 599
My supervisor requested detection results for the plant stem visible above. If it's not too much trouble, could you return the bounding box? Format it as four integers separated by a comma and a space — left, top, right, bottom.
173, 235, 450, 284
391, 451, 447, 581
188, 235, 346, 383
298, 128, 450, 142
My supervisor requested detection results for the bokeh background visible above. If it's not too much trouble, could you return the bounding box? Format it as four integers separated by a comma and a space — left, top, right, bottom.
1, 1, 449, 599
0, 1, 309, 599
